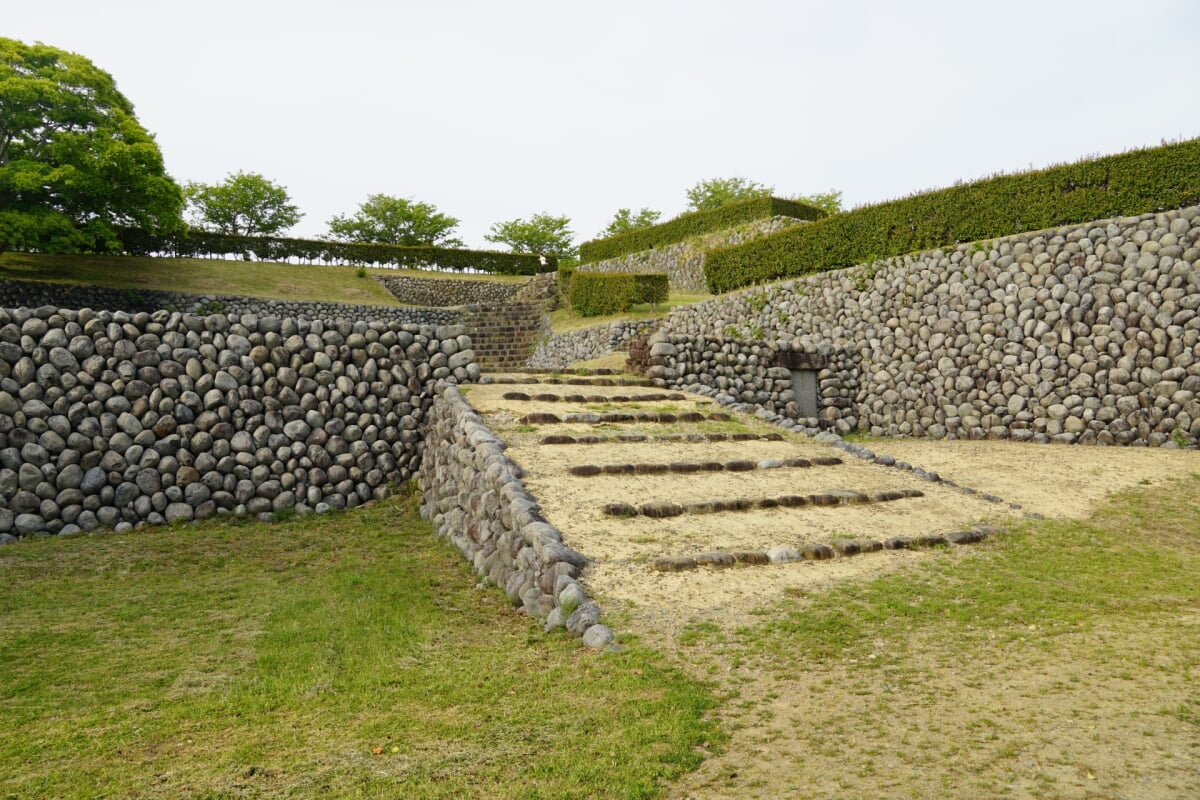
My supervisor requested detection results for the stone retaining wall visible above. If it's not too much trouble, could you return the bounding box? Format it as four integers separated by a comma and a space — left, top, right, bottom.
582, 216, 806, 293
417, 383, 610, 646
461, 302, 550, 370
650, 206, 1200, 447
375, 275, 522, 307
525, 319, 661, 370
0, 278, 457, 326
0, 305, 477, 539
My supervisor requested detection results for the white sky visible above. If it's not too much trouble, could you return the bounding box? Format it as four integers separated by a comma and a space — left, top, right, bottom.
7, 0, 1200, 249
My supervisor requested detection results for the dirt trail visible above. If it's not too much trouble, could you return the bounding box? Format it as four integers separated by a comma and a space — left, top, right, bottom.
469, 379, 1200, 799
468, 381, 1200, 636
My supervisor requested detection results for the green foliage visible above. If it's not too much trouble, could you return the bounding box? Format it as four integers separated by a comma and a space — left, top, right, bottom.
598, 207, 662, 238
686, 176, 772, 210
579, 196, 825, 263
485, 212, 577, 263
0, 37, 184, 254
556, 264, 574, 298
326, 193, 463, 247
569, 272, 636, 317
185, 171, 302, 237
117, 227, 554, 275
705, 138, 1200, 293
0, 500, 719, 798
354, 266, 367, 278
632, 274, 669, 307
789, 189, 844, 215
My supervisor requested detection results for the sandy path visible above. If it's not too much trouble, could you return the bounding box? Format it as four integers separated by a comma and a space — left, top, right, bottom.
468, 383, 1041, 633
472, 378, 1200, 800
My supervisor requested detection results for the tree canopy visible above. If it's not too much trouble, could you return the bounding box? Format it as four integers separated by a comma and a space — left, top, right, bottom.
685, 177, 772, 211
790, 189, 844, 215
326, 194, 463, 247
486, 213, 577, 263
0, 37, 184, 254
598, 207, 661, 238
185, 171, 302, 237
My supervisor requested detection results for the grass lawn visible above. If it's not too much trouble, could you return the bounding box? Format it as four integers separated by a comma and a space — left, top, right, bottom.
0, 252, 527, 309
0, 495, 718, 799
666, 473, 1200, 798
548, 292, 710, 334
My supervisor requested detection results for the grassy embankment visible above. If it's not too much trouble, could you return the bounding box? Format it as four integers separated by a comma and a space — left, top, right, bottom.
0, 252, 709, 335
659, 472, 1200, 798
0, 495, 719, 799
0, 252, 527, 309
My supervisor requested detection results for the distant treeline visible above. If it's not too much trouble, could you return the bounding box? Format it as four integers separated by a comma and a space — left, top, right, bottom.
117, 228, 556, 275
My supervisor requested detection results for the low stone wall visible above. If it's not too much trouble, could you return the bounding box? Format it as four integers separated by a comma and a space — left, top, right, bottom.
0, 278, 457, 326
0, 305, 477, 539
648, 336, 859, 430
582, 216, 806, 293
648, 205, 1200, 446
376, 275, 522, 307
417, 383, 611, 646
525, 319, 660, 370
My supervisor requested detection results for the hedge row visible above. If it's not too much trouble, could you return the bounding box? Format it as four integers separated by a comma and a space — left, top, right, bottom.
568, 272, 670, 317
634, 274, 669, 306
704, 138, 1200, 293
116, 228, 556, 275
578, 196, 826, 264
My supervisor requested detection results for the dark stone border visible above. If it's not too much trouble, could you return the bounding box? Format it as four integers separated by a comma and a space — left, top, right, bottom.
519, 411, 732, 425
566, 456, 842, 477
650, 524, 1001, 572
502, 392, 686, 403
604, 488, 923, 518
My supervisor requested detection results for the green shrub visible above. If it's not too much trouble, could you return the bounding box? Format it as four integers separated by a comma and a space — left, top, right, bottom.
115, 228, 555, 276
704, 138, 1200, 293
578, 196, 825, 263
569, 272, 636, 317
632, 274, 669, 307
556, 264, 574, 298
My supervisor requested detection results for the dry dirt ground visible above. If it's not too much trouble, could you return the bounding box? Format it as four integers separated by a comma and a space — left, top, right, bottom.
466, 378, 1200, 799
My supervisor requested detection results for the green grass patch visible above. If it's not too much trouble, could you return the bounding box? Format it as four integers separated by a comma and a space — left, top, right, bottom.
732, 474, 1200, 668
0, 498, 718, 799
549, 291, 709, 334
0, 252, 525, 309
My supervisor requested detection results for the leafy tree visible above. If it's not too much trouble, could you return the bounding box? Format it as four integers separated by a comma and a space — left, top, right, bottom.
486, 213, 577, 263
0, 37, 184, 254
790, 189, 844, 215
598, 207, 661, 238
185, 171, 302, 237
685, 177, 772, 211
326, 194, 463, 247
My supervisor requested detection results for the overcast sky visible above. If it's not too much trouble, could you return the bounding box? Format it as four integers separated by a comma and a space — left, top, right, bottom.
8, 0, 1200, 249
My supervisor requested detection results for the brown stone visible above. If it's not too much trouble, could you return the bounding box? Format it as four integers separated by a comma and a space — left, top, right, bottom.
802, 544, 834, 560
652, 556, 697, 572
694, 552, 736, 568
732, 550, 770, 565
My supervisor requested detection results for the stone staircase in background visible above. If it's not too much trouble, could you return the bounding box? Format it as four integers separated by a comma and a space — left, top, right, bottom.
461, 301, 550, 370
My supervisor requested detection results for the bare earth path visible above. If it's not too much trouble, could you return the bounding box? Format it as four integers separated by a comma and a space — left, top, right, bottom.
467, 379, 1200, 799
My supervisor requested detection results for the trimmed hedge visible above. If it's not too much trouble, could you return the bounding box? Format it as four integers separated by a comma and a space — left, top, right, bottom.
557, 264, 574, 298
704, 138, 1200, 293
116, 228, 555, 275
569, 273, 636, 317
578, 196, 826, 264
633, 274, 669, 307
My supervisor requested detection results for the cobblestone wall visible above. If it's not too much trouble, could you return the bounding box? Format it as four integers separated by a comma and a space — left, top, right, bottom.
650, 206, 1200, 447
